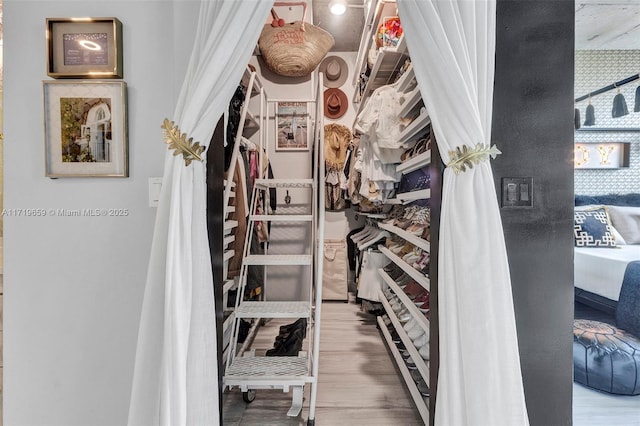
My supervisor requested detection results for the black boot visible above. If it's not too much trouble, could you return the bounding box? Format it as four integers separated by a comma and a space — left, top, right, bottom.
266, 329, 304, 357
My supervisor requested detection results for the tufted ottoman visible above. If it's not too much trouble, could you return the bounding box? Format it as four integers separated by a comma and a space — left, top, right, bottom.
573, 319, 640, 395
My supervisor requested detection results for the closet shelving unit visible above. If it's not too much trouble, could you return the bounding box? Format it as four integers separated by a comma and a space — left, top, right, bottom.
352, 2, 439, 424
223, 73, 326, 426
352, 0, 409, 112
221, 66, 267, 366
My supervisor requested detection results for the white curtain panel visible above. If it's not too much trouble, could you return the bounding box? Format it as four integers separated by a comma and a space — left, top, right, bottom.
397, 1, 530, 425
127, 1, 273, 425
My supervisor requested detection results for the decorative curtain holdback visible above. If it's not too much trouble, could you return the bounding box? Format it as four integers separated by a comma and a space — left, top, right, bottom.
258, 2, 334, 77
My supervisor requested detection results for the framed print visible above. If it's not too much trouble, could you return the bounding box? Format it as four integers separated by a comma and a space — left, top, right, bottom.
276, 101, 310, 151
43, 81, 128, 177
46, 17, 123, 78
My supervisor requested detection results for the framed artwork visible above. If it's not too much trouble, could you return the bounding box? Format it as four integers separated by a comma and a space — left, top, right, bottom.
46, 17, 123, 78
43, 81, 128, 177
276, 101, 310, 151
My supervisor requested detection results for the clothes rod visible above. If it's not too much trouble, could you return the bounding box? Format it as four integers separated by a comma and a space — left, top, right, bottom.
575, 73, 639, 103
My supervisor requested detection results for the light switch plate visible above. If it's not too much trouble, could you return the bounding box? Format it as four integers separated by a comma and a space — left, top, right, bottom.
148, 177, 163, 207
501, 177, 533, 208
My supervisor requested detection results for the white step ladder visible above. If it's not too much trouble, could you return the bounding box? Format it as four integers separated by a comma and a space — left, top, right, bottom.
223, 75, 326, 426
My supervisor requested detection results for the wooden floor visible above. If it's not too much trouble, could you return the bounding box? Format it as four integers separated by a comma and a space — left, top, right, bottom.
223, 298, 640, 425
222, 299, 423, 425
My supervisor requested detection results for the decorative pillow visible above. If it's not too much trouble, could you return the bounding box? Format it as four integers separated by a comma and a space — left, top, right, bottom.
607, 206, 640, 244
575, 205, 626, 245
574, 209, 616, 247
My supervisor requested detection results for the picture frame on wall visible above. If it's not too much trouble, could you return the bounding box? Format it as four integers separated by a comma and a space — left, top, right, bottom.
46, 17, 123, 78
43, 81, 128, 177
276, 101, 310, 151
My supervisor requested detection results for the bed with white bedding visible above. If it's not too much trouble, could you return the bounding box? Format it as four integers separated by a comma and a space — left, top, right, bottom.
574, 194, 640, 312
574, 245, 640, 302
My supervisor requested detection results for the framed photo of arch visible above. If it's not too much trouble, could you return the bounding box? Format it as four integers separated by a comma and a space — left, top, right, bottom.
43, 81, 128, 177
46, 17, 123, 79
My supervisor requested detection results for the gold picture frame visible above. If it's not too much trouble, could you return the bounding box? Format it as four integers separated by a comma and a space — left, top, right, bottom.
43, 81, 128, 177
46, 17, 123, 78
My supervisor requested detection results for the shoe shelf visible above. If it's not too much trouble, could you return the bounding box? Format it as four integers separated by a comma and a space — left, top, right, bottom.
222, 311, 235, 352
377, 299, 430, 425
393, 188, 431, 203
379, 269, 430, 335
223, 234, 235, 249
249, 214, 313, 222
378, 222, 430, 252
396, 151, 431, 175
224, 219, 238, 234
378, 290, 430, 383
398, 109, 431, 146
396, 63, 416, 94
379, 246, 430, 291
234, 301, 312, 319
243, 254, 312, 266
254, 178, 314, 189
357, 212, 388, 219
398, 85, 423, 119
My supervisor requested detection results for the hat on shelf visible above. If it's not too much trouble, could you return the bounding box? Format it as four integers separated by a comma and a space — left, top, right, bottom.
318, 55, 349, 88
324, 88, 349, 119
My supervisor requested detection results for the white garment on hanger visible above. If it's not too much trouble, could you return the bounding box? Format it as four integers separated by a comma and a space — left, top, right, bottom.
357, 249, 388, 301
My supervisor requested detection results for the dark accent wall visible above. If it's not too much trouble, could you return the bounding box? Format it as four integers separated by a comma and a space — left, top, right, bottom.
493, 1, 575, 425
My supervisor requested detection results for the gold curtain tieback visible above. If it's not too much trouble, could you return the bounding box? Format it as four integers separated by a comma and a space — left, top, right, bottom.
447, 143, 501, 174
161, 118, 205, 166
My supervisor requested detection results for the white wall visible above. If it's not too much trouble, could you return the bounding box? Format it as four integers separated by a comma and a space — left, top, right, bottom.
4, 1, 198, 424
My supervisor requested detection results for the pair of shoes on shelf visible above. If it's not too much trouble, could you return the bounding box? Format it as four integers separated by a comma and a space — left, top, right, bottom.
403, 248, 423, 265
404, 281, 425, 299
412, 252, 430, 271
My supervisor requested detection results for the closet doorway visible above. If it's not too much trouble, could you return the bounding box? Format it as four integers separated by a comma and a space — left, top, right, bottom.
572, 1, 640, 424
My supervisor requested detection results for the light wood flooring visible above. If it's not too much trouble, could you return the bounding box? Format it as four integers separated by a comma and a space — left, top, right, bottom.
222, 297, 640, 425
222, 299, 423, 425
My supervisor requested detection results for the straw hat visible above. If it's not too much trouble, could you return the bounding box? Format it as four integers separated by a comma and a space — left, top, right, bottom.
324, 88, 348, 119
324, 123, 351, 169
318, 56, 349, 88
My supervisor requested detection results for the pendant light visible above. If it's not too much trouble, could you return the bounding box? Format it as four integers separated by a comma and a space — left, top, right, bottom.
584, 97, 595, 126
612, 85, 629, 118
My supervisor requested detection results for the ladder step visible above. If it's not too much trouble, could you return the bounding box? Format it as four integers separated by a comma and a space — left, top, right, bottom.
224, 356, 310, 381
254, 179, 314, 188
235, 301, 311, 318
243, 254, 312, 265
250, 214, 313, 222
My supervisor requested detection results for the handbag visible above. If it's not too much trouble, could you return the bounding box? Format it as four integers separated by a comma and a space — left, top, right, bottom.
259, 2, 335, 77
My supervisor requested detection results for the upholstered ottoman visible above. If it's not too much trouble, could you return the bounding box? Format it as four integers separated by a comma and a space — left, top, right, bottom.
573, 319, 640, 395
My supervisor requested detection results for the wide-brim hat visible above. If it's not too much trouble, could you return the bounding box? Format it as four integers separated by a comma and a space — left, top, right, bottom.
324, 88, 348, 120
318, 56, 349, 88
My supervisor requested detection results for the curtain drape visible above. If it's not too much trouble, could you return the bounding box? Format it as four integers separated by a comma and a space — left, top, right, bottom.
127, 2, 273, 425
397, 1, 529, 425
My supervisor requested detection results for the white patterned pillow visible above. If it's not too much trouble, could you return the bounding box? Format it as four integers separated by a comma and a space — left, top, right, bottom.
574, 209, 616, 247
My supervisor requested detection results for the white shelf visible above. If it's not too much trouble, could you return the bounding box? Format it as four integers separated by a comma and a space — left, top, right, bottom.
395, 188, 431, 203
224, 234, 236, 249
357, 212, 388, 219
379, 246, 430, 290
396, 64, 415, 93
235, 301, 312, 319
355, 49, 409, 115
224, 220, 238, 233
254, 179, 314, 188
223, 249, 235, 263
223, 279, 237, 295
396, 151, 431, 175
376, 315, 430, 424
378, 289, 430, 384
379, 269, 430, 334
224, 356, 311, 383
378, 222, 430, 252
243, 254, 312, 266
250, 214, 313, 222
398, 109, 431, 146
398, 85, 422, 119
